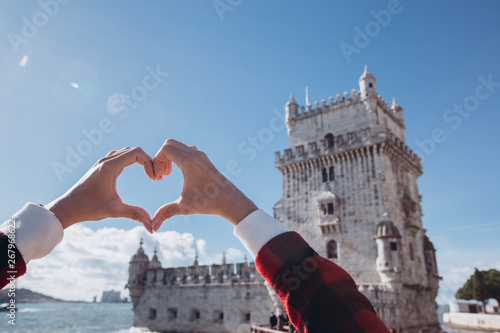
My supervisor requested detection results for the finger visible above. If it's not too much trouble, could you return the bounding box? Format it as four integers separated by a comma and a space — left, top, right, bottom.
107, 147, 156, 181
151, 201, 185, 231
153, 143, 186, 179
115, 203, 153, 234
154, 139, 199, 180
106, 150, 117, 157
153, 157, 169, 180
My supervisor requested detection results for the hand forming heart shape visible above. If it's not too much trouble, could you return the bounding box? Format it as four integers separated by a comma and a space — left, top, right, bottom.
46, 139, 258, 233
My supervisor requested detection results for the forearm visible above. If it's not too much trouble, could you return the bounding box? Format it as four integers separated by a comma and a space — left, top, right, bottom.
234, 211, 390, 333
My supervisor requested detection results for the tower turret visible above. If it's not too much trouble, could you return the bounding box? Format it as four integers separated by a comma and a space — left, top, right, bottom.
127, 239, 150, 308
149, 247, 162, 269
285, 93, 299, 123
374, 221, 403, 284
359, 65, 377, 99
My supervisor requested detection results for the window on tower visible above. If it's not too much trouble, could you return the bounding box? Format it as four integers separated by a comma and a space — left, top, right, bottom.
327, 203, 334, 215
149, 308, 157, 320
325, 133, 334, 147
329, 167, 335, 181
168, 308, 177, 321
322, 168, 328, 182
327, 240, 338, 259
390, 242, 398, 251
320, 204, 327, 216
369, 83, 373, 88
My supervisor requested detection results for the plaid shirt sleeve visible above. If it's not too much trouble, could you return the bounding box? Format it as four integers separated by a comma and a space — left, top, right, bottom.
255, 231, 390, 333
0, 231, 27, 290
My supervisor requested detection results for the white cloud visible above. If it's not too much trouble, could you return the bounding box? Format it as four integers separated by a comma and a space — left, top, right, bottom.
18, 225, 247, 302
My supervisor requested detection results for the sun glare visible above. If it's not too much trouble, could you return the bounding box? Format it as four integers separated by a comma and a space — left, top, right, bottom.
19, 55, 29, 67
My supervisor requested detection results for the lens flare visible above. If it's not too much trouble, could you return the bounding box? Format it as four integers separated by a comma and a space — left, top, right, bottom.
19, 55, 29, 67
70, 82, 79, 88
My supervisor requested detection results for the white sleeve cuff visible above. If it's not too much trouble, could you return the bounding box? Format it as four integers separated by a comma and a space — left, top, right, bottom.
0, 203, 64, 264
233, 209, 290, 258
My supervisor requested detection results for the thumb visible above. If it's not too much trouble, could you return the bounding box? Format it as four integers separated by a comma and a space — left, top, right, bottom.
117, 203, 153, 234
152, 200, 186, 231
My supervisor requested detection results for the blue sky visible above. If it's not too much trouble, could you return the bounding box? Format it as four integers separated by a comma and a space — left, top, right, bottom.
0, 0, 499, 303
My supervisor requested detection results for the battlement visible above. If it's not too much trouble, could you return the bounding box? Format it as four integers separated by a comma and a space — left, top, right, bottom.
128, 248, 264, 288
275, 128, 420, 168
288, 86, 402, 126
143, 261, 262, 287
290, 89, 362, 122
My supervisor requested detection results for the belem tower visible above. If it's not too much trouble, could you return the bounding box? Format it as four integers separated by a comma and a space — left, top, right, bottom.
126, 67, 441, 333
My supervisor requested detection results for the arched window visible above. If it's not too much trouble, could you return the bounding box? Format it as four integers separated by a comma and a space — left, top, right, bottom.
325, 133, 334, 147
327, 240, 338, 259
329, 167, 335, 181
322, 168, 328, 182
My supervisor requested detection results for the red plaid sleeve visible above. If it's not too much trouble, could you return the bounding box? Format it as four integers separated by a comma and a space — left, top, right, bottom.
255, 231, 390, 333
0, 231, 27, 290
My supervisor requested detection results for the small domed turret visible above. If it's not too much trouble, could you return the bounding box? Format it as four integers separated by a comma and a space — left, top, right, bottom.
374, 221, 402, 284
131, 239, 150, 263
149, 247, 162, 269
376, 220, 401, 238
127, 239, 150, 308
359, 65, 377, 99
285, 93, 299, 123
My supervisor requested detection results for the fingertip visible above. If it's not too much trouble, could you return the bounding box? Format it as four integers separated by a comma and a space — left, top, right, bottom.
152, 216, 162, 231
140, 219, 153, 234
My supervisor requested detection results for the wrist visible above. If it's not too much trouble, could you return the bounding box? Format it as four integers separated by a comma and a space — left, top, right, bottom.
219, 188, 258, 227
45, 195, 79, 229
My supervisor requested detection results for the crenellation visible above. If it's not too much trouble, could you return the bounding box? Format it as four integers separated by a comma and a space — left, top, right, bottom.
290, 89, 367, 122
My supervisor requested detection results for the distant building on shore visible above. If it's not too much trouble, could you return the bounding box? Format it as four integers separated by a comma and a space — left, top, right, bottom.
448, 300, 499, 315
444, 301, 500, 331
127, 67, 441, 333
100, 289, 128, 303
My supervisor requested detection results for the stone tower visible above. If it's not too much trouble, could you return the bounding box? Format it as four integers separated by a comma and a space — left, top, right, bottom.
274, 67, 440, 332
126, 239, 150, 309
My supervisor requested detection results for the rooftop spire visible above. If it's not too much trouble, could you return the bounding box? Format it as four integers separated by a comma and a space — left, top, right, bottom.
359, 65, 375, 81
391, 97, 402, 112
286, 92, 298, 106
150, 246, 162, 269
